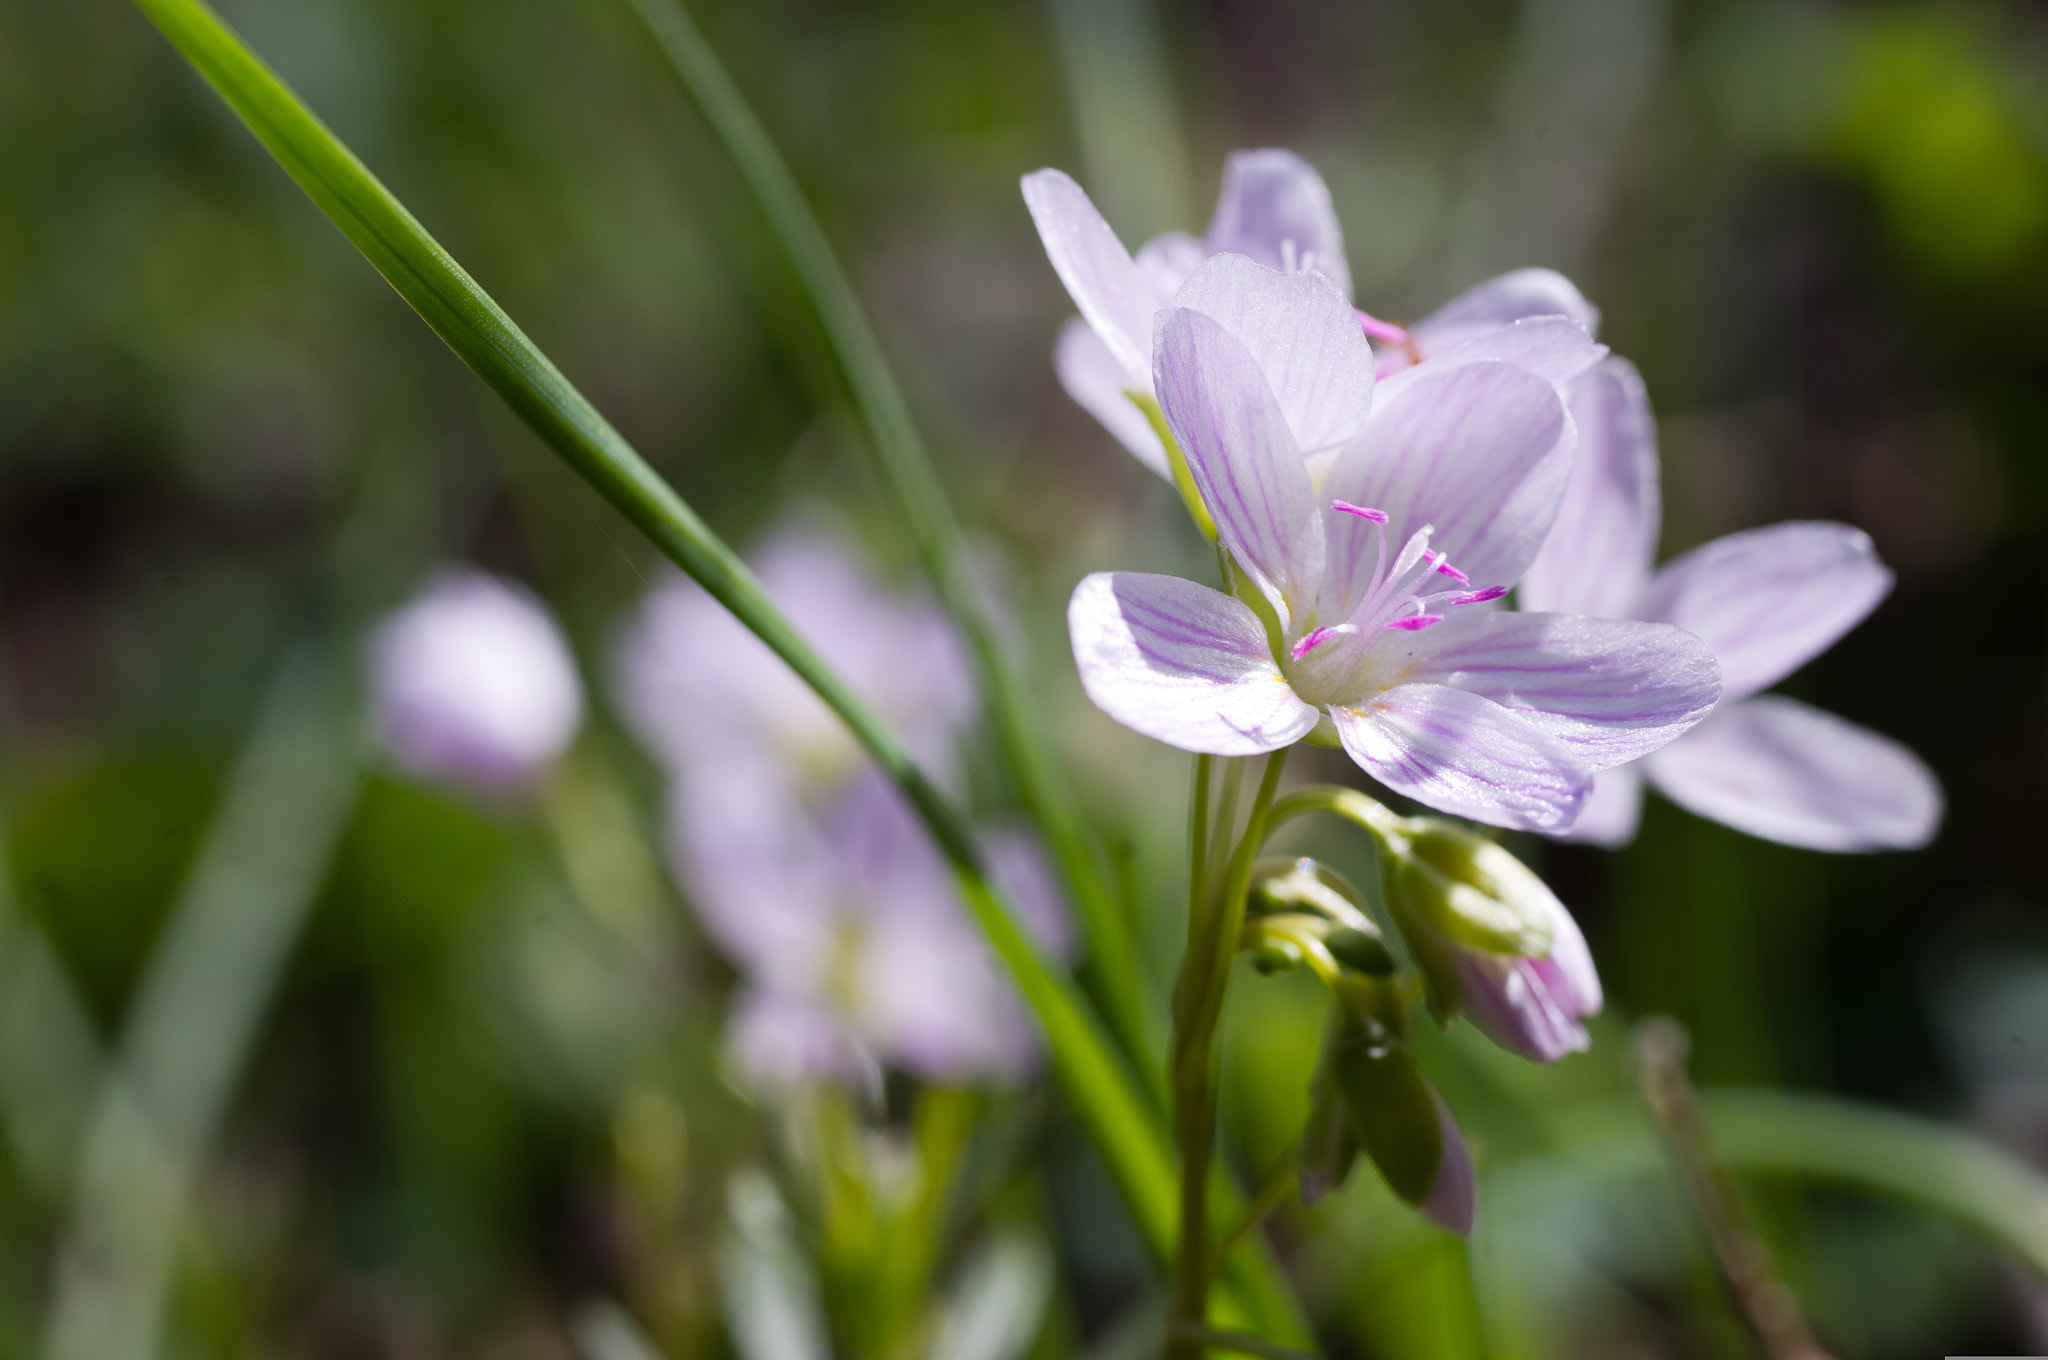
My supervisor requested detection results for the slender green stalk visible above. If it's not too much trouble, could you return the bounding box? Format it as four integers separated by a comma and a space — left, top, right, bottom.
120, 1, 1312, 1342
617, 0, 1150, 1079
1188, 755, 1214, 930
1213, 1151, 1299, 1269
1168, 750, 1287, 1360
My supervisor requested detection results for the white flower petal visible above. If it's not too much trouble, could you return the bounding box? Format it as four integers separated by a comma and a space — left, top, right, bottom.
1331, 683, 1591, 832
1022, 168, 1156, 387
1552, 764, 1645, 847
1410, 267, 1601, 348
1519, 358, 1660, 617
1204, 148, 1352, 298
1645, 695, 1943, 851
1638, 522, 1894, 703
1392, 314, 1607, 390
1173, 253, 1376, 455
1054, 318, 1170, 476
1399, 611, 1722, 770
1154, 307, 1326, 622
1068, 572, 1318, 756
1323, 360, 1569, 595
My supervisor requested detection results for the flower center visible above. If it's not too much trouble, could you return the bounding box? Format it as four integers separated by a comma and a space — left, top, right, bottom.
1278, 502, 1505, 705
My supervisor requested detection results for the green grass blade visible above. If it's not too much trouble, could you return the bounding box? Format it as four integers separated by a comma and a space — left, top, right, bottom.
119, 0, 1228, 1330
41, 649, 362, 1360
617, 0, 1153, 1083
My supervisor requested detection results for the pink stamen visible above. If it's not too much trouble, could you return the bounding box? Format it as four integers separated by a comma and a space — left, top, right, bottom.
1448, 586, 1507, 606
1384, 614, 1443, 632
1430, 552, 1470, 586
1291, 626, 1337, 660
1332, 500, 1390, 524
1356, 309, 1410, 345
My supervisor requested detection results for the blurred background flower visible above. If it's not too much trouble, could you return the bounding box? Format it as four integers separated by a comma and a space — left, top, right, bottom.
5, 0, 2048, 1355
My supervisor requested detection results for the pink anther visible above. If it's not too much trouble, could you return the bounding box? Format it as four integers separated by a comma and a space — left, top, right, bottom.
1290, 626, 1337, 660
1448, 586, 1507, 606
1432, 554, 1471, 586
1332, 500, 1390, 524
1355, 309, 1410, 345
1384, 614, 1443, 632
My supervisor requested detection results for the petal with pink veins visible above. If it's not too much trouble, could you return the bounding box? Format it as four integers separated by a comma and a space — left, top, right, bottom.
1396, 611, 1721, 771
1638, 522, 1894, 703
1204, 148, 1352, 298
1154, 308, 1326, 623
1330, 683, 1591, 832
1174, 254, 1376, 455
1322, 360, 1569, 599
1519, 358, 1661, 617
1068, 572, 1319, 756
1644, 695, 1943, 851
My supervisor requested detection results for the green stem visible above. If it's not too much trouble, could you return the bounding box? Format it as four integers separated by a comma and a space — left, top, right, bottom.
1213, 1147, 1300, 1270
1167, 750, 1288, 1359
1266, 784, 1404, 845
618, 0, 1151, 1082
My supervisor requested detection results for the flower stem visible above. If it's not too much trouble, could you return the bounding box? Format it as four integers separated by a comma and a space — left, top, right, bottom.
1167, 749, 1288, 1359
1212, 1145, 1300, 1270
1635, 1018, 1836, 1360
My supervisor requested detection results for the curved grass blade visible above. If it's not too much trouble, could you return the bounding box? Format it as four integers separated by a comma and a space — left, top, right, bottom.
617, 0, 1151, 1086
115, 0, 1305, 1337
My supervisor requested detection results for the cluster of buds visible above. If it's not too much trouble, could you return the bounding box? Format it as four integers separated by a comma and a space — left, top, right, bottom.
1238, 802, 1600, 1235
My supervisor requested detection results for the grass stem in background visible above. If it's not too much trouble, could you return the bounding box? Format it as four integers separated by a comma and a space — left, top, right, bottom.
39, 650, 362, 1360
119, 0, 1309, 1340
1636, 1019, 1836, 1360
617, 0, 1153, 1091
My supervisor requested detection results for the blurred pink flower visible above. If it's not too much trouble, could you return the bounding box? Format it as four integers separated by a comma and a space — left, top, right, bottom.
1065, 256, 1720, 832
612, 523, 1067, 1090
367, 569, 583, 794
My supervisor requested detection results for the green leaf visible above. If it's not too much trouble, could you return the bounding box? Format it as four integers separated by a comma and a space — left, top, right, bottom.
618, 0, 1154, 1090
117, 0, 1315, 1344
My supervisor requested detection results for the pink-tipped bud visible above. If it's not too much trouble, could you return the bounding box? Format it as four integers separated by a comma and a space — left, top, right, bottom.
1385, 614, 1443, 631
1332, 500, 1390, 524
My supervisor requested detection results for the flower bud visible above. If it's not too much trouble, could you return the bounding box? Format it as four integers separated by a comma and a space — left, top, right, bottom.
1313, 1014, 1475, 1234
1384, 819, 1601, 1063
368, 569, 584, 794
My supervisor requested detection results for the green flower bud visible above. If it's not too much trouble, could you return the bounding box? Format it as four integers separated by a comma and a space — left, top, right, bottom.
1324, 1015, 1441, 1208
1323, 926, 1396, 976
1387, 820, 1555, 958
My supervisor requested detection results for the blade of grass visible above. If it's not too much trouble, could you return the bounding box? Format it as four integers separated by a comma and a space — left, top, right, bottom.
115, 0, 1315, 1339
617, 0, 1151, 1090
40, 648, 362, 1360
